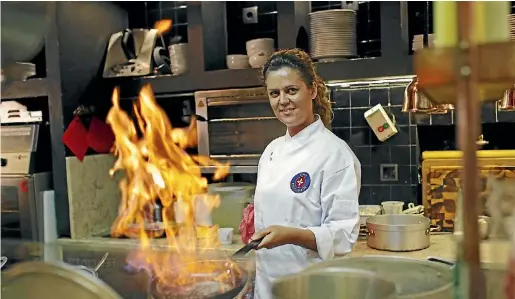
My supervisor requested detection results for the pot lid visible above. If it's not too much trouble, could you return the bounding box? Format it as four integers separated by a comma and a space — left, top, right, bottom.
366, 214, 430, 231
2, 261, 123, 299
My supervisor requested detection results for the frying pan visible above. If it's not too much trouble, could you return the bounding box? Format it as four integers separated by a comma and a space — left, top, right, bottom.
130, 238, 263, 299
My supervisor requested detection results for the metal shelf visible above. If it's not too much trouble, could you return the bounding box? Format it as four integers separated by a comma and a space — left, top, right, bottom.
200, 165, 258, 174
1, 78, 49, 100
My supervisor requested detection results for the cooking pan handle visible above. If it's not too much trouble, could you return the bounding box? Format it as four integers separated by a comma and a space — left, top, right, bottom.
232, 237, 264, 257
427, 257, 456, 267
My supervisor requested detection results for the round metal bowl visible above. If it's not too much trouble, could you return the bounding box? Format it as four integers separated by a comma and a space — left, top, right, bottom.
304, 256, 454, 299
272, 267, 397, 299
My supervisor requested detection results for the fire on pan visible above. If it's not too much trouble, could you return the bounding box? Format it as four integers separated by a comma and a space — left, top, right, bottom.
146, 260, 248, 299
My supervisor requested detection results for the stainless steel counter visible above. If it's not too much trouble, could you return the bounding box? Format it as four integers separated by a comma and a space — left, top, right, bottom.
2, 233, 509, 299
1, 239, 247, 299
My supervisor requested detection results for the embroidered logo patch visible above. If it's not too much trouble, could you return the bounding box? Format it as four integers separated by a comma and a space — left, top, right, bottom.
290, 172, 311, 193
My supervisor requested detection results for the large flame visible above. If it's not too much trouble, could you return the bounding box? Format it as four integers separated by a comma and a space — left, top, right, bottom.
106, 84, 238, 296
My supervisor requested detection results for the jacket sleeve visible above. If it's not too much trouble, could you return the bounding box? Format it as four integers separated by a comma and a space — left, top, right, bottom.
307, 164, 360, 260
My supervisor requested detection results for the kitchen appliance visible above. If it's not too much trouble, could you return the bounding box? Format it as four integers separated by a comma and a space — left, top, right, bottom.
103, 28, 171, 78
272, 267, 397, 299
195, 87, 284, 173
366, 214, 439, 251
1, 102, 53, 241
364, 104, 398, 142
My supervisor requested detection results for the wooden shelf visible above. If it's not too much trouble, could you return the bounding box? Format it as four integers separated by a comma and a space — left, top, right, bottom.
1, 78, 49, 100
112, 68, 264, 98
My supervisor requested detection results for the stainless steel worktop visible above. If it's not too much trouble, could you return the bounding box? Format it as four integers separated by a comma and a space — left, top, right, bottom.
2, 234, 509, 298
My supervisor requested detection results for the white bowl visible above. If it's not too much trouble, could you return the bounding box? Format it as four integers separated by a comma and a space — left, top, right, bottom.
226, 55, 249, 69
246, 38, 274, 56
249, 53, 270, 68
381, 201, 404, 214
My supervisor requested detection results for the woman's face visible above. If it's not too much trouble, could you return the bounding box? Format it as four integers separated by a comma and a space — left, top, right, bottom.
265, 67, 317, 132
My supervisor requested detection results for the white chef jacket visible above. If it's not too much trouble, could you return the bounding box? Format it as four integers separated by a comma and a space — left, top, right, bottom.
253, 116, 361, 299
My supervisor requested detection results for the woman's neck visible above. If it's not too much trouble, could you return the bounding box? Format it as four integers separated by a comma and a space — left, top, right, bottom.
288, 114, 316, 137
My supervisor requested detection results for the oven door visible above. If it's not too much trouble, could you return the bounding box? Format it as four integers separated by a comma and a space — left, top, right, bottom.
202, 96, 284, 164
1, 175, 37, 240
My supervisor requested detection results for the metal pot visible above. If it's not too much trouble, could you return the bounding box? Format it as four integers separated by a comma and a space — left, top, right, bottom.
272, 267, 397, 299
304, 256, 454, 299
2, 261, 123, 299
366, 214, 439, 252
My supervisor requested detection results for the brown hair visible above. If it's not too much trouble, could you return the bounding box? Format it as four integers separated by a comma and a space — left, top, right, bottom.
262, 48, 333, 129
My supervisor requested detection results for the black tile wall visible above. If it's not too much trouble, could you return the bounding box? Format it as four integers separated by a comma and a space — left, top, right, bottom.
330, 84, 418, 207
329, 83, 515, 207
126, 1, 188, 44
226, 2, 278, 55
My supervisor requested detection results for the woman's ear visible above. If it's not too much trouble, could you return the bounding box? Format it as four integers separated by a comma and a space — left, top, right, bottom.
311, 83, 318, 100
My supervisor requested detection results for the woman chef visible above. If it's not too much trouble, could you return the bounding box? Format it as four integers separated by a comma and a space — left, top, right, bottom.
251, 49, 361, 299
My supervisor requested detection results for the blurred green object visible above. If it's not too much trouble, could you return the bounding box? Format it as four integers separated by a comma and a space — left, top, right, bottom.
1, 2, 51, 67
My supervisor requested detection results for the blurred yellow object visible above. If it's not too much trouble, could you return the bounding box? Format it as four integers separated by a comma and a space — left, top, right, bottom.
422, 150, 515, 160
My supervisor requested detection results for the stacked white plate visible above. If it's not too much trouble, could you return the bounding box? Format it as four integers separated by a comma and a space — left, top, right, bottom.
412, 34, 435, 52
509, 14, 515, 40
309, 9, 357, 61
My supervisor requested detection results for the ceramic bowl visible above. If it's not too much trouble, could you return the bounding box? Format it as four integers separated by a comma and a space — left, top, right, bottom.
249, 53, 270, 68
226, 55, 250, 69
246, 38, 274, 57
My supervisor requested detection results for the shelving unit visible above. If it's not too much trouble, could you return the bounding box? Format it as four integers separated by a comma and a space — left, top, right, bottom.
1, 2, 127, 238
111, 2, 415, 97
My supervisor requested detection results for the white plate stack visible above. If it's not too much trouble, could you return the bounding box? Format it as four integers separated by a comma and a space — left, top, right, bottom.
309, 9, 357, 61
412, 34, 435, 52
509, 14, 515, 40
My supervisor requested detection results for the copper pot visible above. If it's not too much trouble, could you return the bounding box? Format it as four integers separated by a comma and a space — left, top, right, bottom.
402, 77, 452, 114
498, 87, 515, 111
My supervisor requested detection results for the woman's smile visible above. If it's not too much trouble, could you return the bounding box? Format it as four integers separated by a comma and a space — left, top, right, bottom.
280, 107, 296, 115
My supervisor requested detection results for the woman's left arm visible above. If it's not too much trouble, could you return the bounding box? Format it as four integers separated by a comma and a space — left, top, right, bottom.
291, 164, 360, 259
